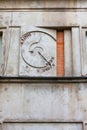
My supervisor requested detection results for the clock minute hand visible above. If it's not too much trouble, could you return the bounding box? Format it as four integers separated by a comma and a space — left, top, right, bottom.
38, 51, 51, 66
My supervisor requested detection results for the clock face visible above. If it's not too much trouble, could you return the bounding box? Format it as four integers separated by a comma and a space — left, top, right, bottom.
20, 30, 56, 76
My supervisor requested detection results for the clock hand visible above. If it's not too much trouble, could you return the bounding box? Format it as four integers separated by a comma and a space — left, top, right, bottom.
38, 51, 51, 66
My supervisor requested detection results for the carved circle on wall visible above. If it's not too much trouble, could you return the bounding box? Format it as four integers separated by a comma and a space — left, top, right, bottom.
21, 31, 56, 69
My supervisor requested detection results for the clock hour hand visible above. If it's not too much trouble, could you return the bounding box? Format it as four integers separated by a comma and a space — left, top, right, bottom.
38, 51, 51, 66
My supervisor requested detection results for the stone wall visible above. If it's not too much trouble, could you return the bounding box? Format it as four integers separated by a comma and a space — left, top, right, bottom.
0, 1, 87, 130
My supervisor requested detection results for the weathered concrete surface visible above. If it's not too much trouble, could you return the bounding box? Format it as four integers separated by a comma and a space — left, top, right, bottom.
0, 0, 87, 9
11, 12, 78, 27
1, 123, 82, 130
82, 28, 87, 75
0, 11, 86, 27
5, 27, 20, 76
0, 13, 11, 27
72, 28, 81, 76
0, 1, 87, 130
0, 83, 87, 122
9, 12, 87, 27
64, 30, 72, 76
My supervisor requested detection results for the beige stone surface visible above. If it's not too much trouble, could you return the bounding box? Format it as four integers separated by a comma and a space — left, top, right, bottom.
0, 0, 86, 9
81, 28, 87, 76
0, 13, 11, 27
72, 28, 81, 76
11, 12, 78, 27
4, 27, 20, 76
0, 83, 87, 122
64, 30, 72, 76
0, 1, 87, 130
10, 11, 87, 27
2, 123, 82, 130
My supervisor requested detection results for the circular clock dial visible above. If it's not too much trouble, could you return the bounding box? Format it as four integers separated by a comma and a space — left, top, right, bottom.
21, 31, 56, 69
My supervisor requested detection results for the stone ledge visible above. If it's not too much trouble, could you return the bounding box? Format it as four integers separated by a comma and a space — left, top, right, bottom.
0, 76, 87, 83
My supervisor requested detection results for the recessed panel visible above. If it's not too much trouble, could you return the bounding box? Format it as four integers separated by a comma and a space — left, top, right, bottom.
19, 26, 56, 77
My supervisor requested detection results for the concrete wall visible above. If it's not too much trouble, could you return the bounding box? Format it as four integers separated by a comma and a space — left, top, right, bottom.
0, 80, 87, 130
0, 0, 87, 130
0, 82, 87, 121
1, 1, 87, 76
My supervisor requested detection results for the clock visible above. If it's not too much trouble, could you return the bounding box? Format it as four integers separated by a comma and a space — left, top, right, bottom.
19, 29, 56, 76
